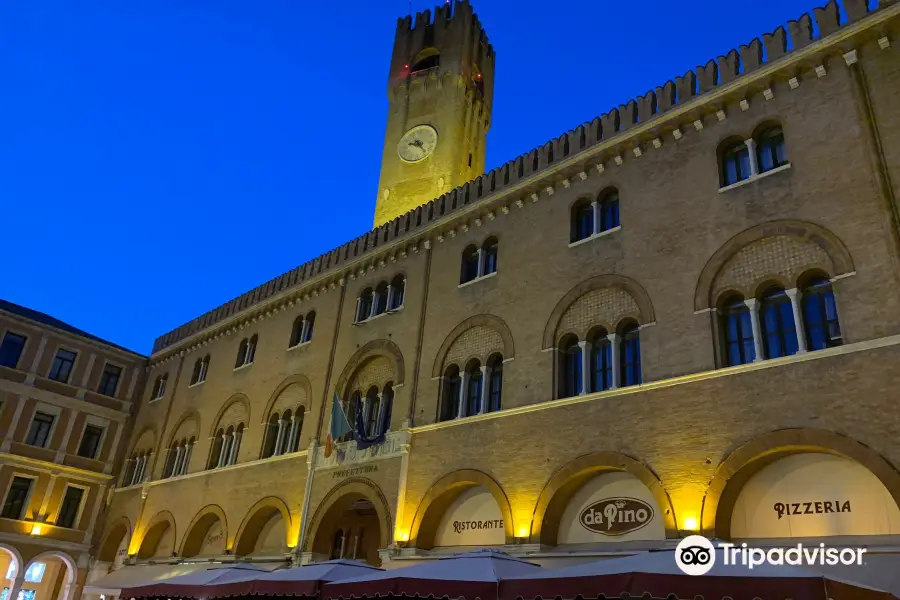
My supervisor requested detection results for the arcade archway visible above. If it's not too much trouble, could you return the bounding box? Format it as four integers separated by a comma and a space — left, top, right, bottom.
305, 479, 391, 566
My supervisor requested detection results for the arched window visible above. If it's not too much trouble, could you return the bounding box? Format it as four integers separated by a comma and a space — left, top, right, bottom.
599, 190, 620, 232
291, 406, 305, 452
440, 366, 461, 422
389, 275, 405, 311
330, 529, 345, 559
208, 429, 224, 470
802, 277, 842, 351
460, 245, 480, 284
163, 442, 178, 478
247, 335, 258, 364
486, 354, 502, 413
589, 329, 612, 393
357, 288, 374, 322
410, 49, 440, 73
380, 383, 394, 434
482, 237, 499, 275
262, 413, 279, 459
464, 360, 483, 417
571, 198, 594, 242
721, 140, 751, 186
235, 336, 256, 368
302, 311, 315, 343
560, 336, 582, 398
760, 287, 798, 359
235, 339, 248, 368
620, 323, 642, 387
374, 282, 389, 317
341, 392, 360, 442
289, 316, 304, 348
756, 126, 787, 173
190, 359, 203, 385
151, 374, 168, 399
364, 386, 381, 437
721, 295, 755, 366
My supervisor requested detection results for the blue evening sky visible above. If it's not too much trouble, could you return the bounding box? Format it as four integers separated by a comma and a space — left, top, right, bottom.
0, 0, 834, 354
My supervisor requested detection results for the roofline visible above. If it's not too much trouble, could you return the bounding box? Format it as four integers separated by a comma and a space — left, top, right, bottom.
148, 0, 899, 360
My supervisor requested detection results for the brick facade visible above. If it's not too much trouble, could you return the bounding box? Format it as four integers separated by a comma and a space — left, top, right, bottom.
12, 0, 895, 588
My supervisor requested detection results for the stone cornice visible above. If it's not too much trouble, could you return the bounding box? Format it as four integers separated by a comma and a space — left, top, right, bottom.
0, 452, 113, 483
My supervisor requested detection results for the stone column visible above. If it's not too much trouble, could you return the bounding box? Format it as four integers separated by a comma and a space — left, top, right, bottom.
173, 446, 185, 477
216, 434, 228, 468
744, 138, 760, 176
457, 372, 469, 418
479, 365, 489, 414
228, 432, 241, 465
287, 416, 299, 453
577, 341, 591, 395
182, 442, 194, 475
385, 285, 394, 311
785, 288, 808, 353
744, 298, 765, 361
354, 298, 362, 323
368, 293, 378, 319
274, 419, 286, 456
7, 576, 24, 600
476, 248, 485, 277
591, 199, 599, 235
607, 334, 621, 389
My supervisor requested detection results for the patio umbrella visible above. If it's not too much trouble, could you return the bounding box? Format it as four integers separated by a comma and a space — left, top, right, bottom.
121, 563, 271, 599
499, 548, 897, 600
203, 559, 384, 597
321, 549, 544, 600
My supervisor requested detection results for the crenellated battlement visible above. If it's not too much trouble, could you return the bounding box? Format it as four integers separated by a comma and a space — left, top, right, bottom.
150, 0, 898, 356
389, 0, 494, 107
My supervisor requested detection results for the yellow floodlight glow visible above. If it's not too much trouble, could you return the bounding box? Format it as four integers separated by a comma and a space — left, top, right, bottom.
682, 515, 699, 532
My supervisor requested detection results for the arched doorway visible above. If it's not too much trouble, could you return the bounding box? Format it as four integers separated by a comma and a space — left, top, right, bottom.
233, 497, 292, 557
180, 507, 227, 559
306, 480, 391, 567
0, 545, 24, 600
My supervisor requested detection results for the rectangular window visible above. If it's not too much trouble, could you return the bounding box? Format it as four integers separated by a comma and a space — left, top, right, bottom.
77, 424, 104, 459
97, 364, 122, 396
48, 349, 77, 383
0, 333, 27, 369
56, 487, 84, 528
1, 477, 33, 519
25, 412, 55, 447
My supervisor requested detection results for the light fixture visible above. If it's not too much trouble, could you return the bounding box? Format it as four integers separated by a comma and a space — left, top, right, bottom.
30, 523, 43, 536
682, 515, 699, 532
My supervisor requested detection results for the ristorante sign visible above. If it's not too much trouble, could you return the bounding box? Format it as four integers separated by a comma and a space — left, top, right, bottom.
452, 519, 504, 534
579, 497, 655, 536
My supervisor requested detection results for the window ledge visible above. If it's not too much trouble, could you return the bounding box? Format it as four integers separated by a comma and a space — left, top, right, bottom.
568, 225, 622, 248
287, 340, 312, 352
149, 396, 163, 403
719, 162, 792, 193
233, 362, 253, 373
188, 380, 205, 389
458, 271, 497, 289
355, 307, 403, 326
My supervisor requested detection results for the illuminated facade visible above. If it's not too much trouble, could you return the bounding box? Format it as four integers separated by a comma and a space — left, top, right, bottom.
4, 0, 900, 597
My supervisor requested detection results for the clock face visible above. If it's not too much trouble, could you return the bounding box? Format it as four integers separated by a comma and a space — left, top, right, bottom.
397, 125, 438, 163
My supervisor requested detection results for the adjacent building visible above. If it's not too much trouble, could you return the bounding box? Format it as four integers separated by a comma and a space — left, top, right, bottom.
0, 301, 145, 600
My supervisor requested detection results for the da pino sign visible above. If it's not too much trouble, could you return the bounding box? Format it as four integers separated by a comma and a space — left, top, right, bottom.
579, 497, 655, 536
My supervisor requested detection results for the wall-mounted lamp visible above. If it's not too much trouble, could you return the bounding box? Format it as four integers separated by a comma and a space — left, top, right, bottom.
30, 523, 43, 536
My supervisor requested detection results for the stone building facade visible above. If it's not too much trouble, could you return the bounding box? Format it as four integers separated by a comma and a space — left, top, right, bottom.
0, 301, 145, 600
6, 0, 900, 597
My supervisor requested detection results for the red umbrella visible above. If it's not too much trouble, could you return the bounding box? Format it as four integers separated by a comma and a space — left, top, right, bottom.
121, 564, 271, 599
322, 549, 543, 600
499, 548, 897, 600
203, 559, 383, 597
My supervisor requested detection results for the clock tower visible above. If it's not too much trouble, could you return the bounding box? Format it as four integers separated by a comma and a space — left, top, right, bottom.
373, 0, 495, 227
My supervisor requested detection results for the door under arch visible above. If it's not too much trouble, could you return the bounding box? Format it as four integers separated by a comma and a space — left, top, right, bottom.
311, 496, 382, 566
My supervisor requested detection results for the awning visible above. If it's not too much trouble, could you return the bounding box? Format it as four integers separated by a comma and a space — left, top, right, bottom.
83, 562, 283, 597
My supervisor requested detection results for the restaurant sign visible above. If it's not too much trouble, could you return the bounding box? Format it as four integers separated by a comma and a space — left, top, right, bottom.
579, 497, 655, 536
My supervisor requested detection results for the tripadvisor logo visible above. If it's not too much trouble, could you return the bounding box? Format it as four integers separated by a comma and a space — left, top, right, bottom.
579, 498, 654, 536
